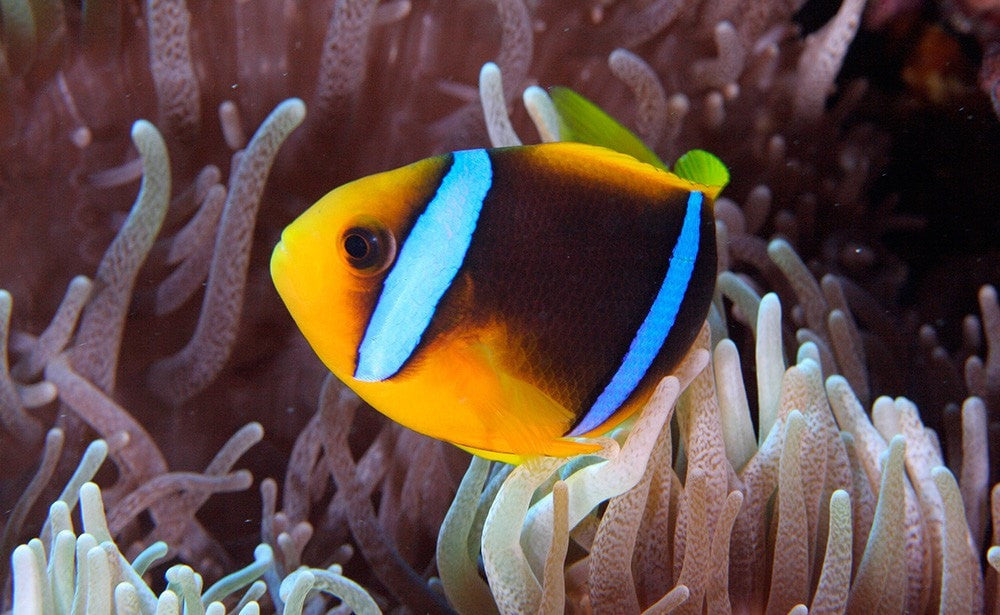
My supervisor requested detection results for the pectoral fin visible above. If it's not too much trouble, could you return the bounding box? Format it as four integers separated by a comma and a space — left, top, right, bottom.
436, 325, 602, 461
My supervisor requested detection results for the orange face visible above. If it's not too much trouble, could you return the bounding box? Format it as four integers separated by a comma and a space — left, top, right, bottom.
270, 155, 446, 382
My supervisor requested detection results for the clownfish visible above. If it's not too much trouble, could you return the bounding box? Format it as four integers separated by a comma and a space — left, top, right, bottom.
271, 91, 728, 463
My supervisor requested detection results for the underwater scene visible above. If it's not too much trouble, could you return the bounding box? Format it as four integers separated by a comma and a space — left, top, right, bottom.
1, 0, 999, 613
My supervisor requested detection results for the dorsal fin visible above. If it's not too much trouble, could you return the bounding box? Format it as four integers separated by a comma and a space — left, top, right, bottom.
549, 86, 668, 170
550, 88, 730, 200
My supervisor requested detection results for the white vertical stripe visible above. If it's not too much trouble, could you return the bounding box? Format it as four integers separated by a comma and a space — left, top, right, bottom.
354, 149, 492, 382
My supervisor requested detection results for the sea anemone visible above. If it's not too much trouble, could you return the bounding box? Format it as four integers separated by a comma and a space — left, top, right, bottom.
1, 0, 997, 613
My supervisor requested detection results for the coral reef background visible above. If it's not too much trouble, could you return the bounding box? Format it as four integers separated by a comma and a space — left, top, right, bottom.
1, 0, 998, 612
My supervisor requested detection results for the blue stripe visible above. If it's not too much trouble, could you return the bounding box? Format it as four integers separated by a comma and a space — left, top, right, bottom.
354, 149, 492, 382
569, 191, 704, 436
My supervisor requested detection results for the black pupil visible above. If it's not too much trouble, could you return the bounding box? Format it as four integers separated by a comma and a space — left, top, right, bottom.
344, 233, 371, 260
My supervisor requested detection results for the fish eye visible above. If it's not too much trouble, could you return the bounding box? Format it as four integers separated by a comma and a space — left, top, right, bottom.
341, 222, 395, 275
344, 232, 371, 260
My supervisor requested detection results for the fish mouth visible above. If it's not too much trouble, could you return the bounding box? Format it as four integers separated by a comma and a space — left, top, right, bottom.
270, 230, 320, 319
269, 238, 292, 295
270, 239, 286, 270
